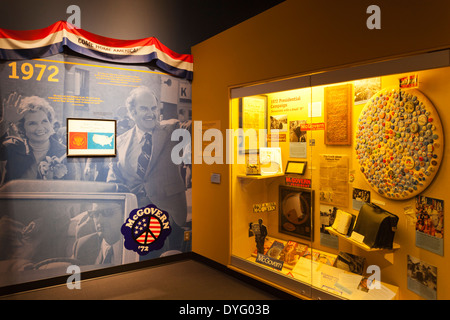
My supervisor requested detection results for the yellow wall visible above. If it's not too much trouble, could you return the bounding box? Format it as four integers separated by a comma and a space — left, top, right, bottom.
191, 0, 450, 299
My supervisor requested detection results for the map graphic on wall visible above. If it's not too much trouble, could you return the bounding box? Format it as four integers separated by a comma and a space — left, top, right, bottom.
355, 88, 444, 200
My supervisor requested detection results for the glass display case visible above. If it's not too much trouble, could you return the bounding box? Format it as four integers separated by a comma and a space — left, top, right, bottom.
229, 50, 450, 300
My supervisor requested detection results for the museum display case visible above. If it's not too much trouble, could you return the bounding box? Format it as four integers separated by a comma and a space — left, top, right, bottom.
229, 50, 449, 300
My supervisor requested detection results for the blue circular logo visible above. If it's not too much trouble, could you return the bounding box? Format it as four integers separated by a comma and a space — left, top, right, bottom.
121, 204, 171, 255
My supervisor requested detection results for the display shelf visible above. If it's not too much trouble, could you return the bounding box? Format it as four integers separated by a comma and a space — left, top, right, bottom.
231, 251, 398, 300
325, 227, 400, 252
237, 173, 284, 180
229, 255, 313, 299
236, 173, 285, 189
230, 235, 398, 300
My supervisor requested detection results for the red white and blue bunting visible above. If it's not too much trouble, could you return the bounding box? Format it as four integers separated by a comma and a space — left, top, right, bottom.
0, 21, 193, 80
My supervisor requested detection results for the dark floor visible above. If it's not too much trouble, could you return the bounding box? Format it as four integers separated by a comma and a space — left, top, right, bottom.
0, 258, 289, 300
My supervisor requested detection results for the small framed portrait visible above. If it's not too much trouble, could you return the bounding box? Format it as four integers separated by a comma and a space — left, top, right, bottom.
279, 185, 314, 241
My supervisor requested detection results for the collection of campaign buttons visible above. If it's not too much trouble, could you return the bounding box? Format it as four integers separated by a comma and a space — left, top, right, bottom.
355, 88, 443, 200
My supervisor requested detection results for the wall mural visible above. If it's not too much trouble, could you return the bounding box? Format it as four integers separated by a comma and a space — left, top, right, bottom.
0, 22, 192, 289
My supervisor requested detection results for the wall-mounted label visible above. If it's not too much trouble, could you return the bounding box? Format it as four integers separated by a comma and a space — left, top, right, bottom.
255, 253, 284, 271
211, 173, 221, 184
253, 202, 277, 213
299, 122, 325, 131
285, 177, 311, 188
268, 133, 286, 142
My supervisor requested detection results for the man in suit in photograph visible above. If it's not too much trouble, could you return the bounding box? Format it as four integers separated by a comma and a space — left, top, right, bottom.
72, 202, 124, 265
107, 86, 187, 255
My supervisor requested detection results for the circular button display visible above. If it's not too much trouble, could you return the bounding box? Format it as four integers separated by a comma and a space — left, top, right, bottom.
355, 88, 444, 200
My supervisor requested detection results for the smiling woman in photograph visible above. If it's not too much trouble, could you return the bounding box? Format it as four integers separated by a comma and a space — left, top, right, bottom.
0, 93, 80, 185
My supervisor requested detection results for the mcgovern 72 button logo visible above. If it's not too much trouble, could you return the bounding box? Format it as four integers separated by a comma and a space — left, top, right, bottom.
121, 204, 171, 255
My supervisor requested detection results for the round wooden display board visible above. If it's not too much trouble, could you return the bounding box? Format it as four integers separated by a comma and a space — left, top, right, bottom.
355, 87, 444, 200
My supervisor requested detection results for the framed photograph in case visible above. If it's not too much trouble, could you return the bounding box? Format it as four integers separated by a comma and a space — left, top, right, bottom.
279, 185, 314, 241
238, 95, 267, 154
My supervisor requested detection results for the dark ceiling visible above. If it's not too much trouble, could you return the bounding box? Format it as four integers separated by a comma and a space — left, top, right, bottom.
0, 0, 285, 54
174, 0, 286, 51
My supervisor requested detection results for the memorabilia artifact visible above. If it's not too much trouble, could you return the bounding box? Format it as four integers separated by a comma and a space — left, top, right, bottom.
319, 154, 349, 207
249, 219, 268, 254
260, 147, 282, 175
324, 84, 352, 145
278, 240, 308, 269
355, 88, 444, 200
334, 252, 366, 275
245, 153, 260, 175
266, 240, 284, 260
352, 203, 399, 249
279, 186, 314, 240
331, 209, 355, 236
246, 162, 261, 175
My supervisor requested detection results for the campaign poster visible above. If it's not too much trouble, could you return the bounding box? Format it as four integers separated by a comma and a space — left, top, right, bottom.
415, 196, 444, 256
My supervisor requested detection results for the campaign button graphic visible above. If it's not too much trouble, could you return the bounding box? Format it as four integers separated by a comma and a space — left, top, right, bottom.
121, 204, 171, 255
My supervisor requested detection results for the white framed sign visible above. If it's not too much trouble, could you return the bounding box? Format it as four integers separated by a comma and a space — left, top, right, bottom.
67, 118, 116, 157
